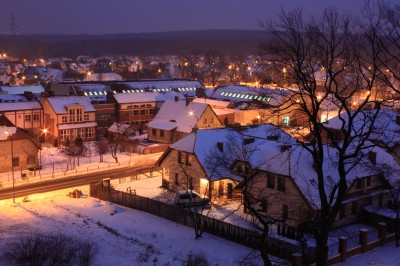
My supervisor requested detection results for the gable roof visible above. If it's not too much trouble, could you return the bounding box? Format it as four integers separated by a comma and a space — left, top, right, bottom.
47, 96, 95, 114
147, 100, 209, 133
113, 91, 185, 104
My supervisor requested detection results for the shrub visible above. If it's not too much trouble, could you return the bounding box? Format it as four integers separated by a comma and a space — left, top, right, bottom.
4, 233, 98, 266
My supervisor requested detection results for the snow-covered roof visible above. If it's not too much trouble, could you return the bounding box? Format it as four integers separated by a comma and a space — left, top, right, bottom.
325, 109, 400, 148
0, 85, 45, 95
58, 121, 97, 130
47, 96, 95, 114
207, 85, 289, 105
118, 79, 203, 90
148, 100, 208, 133
0, 101, 42, 112
113, 92, 184, 104
108, 122, 132, 134
193, 98, 231, 108
170, 124, 400, 209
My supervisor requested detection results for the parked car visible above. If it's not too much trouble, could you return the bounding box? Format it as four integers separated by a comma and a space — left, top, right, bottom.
175, 190, 210, 208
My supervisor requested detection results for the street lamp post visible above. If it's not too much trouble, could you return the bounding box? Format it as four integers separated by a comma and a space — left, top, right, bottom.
43, 128, 48, 144
5, 130, 15, 203
188, 111, 200, 130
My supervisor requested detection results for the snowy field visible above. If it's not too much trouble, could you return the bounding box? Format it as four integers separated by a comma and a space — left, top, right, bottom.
0, 187, 268, 266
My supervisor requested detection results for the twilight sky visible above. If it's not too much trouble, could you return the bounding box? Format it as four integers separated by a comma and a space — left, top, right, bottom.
0, 0, 392, 34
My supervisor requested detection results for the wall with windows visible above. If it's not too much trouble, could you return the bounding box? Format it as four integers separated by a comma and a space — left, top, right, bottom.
118, 102, 156, 130
246, 171, 311, 227
2, 109, 43, 132
0, 138, 39, 173
160, 149, 210, 197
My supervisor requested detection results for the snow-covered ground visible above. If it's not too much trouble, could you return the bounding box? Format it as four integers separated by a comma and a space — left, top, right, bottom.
0, 187, 268, 266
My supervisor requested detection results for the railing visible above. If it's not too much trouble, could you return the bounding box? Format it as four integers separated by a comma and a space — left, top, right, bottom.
0, 154, 159, 189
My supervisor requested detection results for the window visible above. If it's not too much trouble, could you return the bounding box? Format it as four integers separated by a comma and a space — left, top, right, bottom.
84, 114, 90, 121
78, 128, 85, 139
134, 110, 139, 115
140, 110, 146, 115
367, 176, 371, 187
152, 128, 156, 136
175, 173, 179, 185
278, 176, 286, 192
339, 204, 346, 218
69, 109, 75, 122
33, 114, 40, 121
62, 116, 67, 123
150, 109, 155, 114
185, 153, 191, 166
282, 205, 288, 219
76, 108, 83, 122
70, 129, 77, 140
189, 176, 194, 190
178, 151, 182, 164
261, 199, 268, 212
351, 201, 357, 215
282, 116, 290, 126
267, 174, 275, 189
356, 178, 362, 189
27, 155, 35, 164
86, 128, 94, 138
60, 129, 69, 141
12, 157, 19, 167
160, 130, 164, 138
25, 115, 31, 121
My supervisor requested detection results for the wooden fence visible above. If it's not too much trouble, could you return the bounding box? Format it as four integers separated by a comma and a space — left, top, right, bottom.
90, 183, 315, 264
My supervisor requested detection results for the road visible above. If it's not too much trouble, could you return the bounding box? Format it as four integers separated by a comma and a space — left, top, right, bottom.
0, 163, 160, 201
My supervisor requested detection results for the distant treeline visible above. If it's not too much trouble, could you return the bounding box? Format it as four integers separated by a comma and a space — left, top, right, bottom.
0, 30, 267, 58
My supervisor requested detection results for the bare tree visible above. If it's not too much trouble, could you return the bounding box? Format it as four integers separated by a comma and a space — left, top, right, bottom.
96, 139, 108, 163
260, 7, 394, 265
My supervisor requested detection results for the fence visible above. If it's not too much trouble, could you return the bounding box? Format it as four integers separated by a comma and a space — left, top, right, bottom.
90, 184, 315, 264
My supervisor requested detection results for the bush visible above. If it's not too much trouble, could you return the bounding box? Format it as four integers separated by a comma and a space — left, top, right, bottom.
4, 233, 98, 266
184, 251, 209, 266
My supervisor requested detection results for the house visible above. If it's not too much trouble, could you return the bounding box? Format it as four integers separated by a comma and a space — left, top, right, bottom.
0, 116, 40, 173
40, 95, 97, 145
157, 124, 399, 229
322, 109, 400, 162
147, 98, 223, 144
0, 93, 43, 134
108, 122, 136, 138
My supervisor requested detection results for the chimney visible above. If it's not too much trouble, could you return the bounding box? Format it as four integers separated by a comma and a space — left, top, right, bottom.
174, 95, 179, 102
396, 113, 400, 126
217, 142, 224, 152
186, 96, 194, 106
368, 151, 377, 165
280, 145, 292, 152
24, 91, 33, 101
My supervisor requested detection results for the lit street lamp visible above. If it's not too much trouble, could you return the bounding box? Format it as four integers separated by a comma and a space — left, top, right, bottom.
5, 130, 15, 203
188, 111, 200, 130
42, 128, 48, 144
